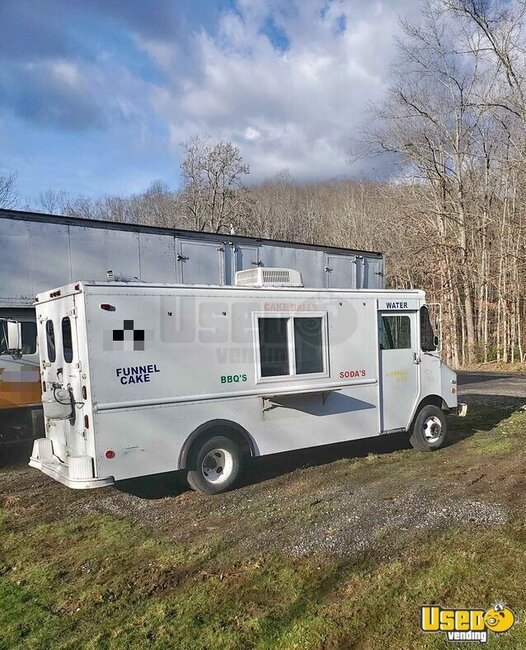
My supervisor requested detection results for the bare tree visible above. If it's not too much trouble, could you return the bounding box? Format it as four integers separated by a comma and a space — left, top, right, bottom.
180, 135, 251, 233
17, 0, 526, 368
0, 170, 18, 209
129, 181, 183, 228
38, 189, 72, 215
366, 1, 494, 364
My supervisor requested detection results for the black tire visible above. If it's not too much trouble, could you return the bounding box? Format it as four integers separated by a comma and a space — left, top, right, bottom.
186, 435, 242, 494
409, 404, 447, 451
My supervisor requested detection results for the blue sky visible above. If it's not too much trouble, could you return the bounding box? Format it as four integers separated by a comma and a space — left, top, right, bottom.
0, 0, 418, 207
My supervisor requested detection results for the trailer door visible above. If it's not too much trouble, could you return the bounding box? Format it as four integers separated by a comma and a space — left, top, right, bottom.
378, 311, 419, 432
325, 254, 356, 289
178, 240, 225, 285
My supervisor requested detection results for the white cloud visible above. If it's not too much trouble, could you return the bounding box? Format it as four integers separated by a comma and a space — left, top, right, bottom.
50, 61, 80, 85
144, 0, 420, 182
244, 126, 261, 140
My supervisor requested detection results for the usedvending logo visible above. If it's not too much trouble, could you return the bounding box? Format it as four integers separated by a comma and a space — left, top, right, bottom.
421, 603, 516, 643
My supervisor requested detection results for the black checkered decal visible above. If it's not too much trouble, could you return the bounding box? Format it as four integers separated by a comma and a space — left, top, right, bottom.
113, 320, 145, 351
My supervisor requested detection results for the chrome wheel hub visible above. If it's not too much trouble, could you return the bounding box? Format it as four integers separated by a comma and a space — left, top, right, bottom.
423, 416, 442, 443
201, 448, 234, 485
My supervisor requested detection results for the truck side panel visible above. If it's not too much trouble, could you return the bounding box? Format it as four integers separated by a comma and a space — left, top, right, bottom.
94, 385, 380, 481
84, 290, 378, 408
84, 288, 381, 480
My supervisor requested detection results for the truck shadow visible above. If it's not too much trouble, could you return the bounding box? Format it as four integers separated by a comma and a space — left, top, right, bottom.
446, 394, 525, 445
117, 393, 521, 499
116, 433, 413, 499
0, 441, 33, 469
243, 396, 519, 487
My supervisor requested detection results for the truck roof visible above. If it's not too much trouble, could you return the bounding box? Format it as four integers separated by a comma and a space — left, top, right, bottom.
35, 281, 425, 304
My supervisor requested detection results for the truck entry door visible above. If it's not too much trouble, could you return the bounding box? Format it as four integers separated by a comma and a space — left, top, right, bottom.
378, 311, 419, 432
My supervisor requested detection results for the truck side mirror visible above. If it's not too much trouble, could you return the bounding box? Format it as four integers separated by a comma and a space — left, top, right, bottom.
433, 335, 440, 348
7, 320, 23, 358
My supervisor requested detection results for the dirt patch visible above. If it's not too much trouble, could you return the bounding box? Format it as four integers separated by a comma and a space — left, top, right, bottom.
2, 398, 524, 564
3, 391, 526, 649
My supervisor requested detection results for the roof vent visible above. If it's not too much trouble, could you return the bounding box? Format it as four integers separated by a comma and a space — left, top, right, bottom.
106, 269, 143, 283
235, 267, 303, 288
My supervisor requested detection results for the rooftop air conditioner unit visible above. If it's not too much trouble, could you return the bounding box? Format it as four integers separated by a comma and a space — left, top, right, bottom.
234, 267, 303, 288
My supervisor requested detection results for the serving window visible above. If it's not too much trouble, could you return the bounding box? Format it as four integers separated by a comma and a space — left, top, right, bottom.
255, 312, 328, 380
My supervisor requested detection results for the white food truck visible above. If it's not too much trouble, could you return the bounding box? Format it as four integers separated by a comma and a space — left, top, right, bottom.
26, 269, 466, 494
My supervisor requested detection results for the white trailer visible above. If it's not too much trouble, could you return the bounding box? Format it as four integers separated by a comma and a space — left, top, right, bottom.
27, 269, 466, 493
0, 207, 384, 447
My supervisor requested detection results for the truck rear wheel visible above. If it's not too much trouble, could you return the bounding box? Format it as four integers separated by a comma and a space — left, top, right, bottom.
409, 405, 447, 452
186, 435, 242, 494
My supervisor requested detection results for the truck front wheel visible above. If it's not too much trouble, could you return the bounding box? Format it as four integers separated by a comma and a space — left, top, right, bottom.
186, 435, 242, 494
409, 405, 447, 452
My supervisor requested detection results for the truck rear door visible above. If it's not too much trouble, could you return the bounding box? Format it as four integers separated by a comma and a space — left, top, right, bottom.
39, 294, 83, 461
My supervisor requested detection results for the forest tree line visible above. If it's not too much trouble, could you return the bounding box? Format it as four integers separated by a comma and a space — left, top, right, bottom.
2, 0, 526, 368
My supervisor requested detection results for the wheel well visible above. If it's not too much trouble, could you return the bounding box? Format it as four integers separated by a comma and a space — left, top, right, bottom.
418, 395, 445, 410
179, 420, 255, 470
411, 395, 448, 427
405, 395, 447, 435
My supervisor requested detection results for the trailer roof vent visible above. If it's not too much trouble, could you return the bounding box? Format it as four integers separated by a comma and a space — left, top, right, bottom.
106, 269, 143, 283
235, 267, 303, 288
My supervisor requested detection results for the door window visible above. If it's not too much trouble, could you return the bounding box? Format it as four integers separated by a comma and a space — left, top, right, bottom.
62, 317, 74, 363
379, 315, 411, 350
46, 320, 56, 362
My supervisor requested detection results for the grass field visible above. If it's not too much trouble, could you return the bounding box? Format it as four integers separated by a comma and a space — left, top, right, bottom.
1, 400, 526, 649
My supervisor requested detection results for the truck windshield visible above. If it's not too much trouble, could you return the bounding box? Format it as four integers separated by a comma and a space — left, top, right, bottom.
420, 306, 437, 352
21, 322, 37, 354
0, 321, 6, 354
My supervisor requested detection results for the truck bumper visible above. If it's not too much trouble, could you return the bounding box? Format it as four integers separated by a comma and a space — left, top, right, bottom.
457, 402, 468, 417
29, 438, 114, 489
